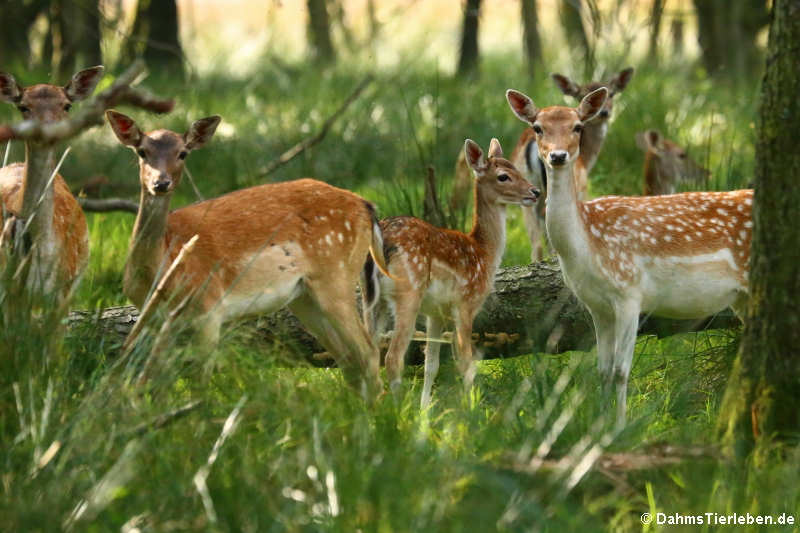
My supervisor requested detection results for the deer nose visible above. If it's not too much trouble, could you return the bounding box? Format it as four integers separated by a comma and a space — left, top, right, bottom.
530, 187, 541, 198
598, 109, 610, 118
549, 151, 568, 165
153, 179, 171, 193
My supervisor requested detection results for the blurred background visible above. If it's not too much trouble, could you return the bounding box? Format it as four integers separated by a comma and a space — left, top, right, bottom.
0, 0, 766, 307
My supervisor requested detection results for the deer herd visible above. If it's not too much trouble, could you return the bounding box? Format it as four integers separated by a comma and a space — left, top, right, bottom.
0, 64, 751, 427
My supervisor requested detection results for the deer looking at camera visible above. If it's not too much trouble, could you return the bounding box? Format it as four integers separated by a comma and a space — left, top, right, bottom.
364, 139, 539, 408
106, 110, 392, 399
506, 88, 751, 427
0, 66, 104, 296
635, 129, 709, 196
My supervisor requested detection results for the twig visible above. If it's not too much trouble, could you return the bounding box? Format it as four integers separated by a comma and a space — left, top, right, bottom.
0, 60, 174, 144
122, 234, 199, 354
254, 74, 374, 179
78, 197, 138, 214
128, 400, 204, 437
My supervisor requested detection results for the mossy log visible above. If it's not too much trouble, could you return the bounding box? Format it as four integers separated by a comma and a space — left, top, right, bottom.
67, 259, 738, 364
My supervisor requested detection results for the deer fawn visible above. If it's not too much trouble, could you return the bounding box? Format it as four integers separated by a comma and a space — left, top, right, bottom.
506, 88, 751, 427
505, 68, 635, 262
106, 110, 391, 399
0, 66, 104, 296
363, 139, 539, 408
635, 129, 709, 195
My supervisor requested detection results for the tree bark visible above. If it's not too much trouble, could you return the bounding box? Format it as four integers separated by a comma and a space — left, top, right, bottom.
457, 0, 482, 78
521, 0, 542, 77
559, 0, 592, 76
719, 0, 800, 450
121, 0, 184, 77
69, 260, 739, 364
648, 0, 664, 62
53, 0, 103, 80
307, 0, 336, 66
693, 0, 768, 80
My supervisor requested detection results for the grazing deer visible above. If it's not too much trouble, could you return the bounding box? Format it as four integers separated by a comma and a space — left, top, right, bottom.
364, 139, 539, 407
106, 110, 391, 399
506, 88, 751, 427
507, 68, 635, 261
635, 129, 709, 195
0, 66, 104, 296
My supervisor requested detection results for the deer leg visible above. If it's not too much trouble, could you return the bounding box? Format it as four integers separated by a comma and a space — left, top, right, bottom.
591, 310, 616, 398
384, 290, 422, 394
612, 301, 641, 429
420, 314, 444, 409
291, 285, 382, 401
453, 306, 477, 393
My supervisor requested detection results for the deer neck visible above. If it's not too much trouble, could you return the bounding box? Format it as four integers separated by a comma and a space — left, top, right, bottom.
545, 161, 591, 263
470, 185, 507, 275
125, 189, 171, 307
19, 142, 58, 246
579, 120, 608, 172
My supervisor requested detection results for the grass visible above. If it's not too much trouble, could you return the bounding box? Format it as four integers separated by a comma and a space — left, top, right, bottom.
2, 47, 795, 531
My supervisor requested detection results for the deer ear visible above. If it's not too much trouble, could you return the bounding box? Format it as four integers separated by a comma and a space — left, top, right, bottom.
184, 115, 221, 151
551, 73, 580, 97
0, 72, 22, 103
464, 139, 487, 173
577, 88, 608, 121
64, 66, 104, 101
608, 67, 634, 93
506, 89, 538, 126
646, 129, 662, 150
106, 110, 142, 147
488, 138, 503, 159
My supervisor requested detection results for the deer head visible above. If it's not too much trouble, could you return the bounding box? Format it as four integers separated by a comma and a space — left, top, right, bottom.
551, 67, 633, 122
464, 138, 540, 206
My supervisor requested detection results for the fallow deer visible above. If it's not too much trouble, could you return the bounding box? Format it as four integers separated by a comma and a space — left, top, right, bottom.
507, 68, 635, 261
506, 88, 751, 427
0, 66, 104, 296
106, 110, 392, 399
364, 139, 539, 408
635, 129, 709, 195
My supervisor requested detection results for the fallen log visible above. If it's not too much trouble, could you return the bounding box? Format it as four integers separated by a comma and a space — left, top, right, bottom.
67, 259, 739, 363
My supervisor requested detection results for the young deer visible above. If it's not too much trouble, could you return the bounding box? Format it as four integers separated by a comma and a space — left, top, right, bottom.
364, 139, 539, 407
635, 129, 709, 195
506, 88, 751, 427
106, 110, 391, 399
507, 68, 635, 261
0, 66, 104, 296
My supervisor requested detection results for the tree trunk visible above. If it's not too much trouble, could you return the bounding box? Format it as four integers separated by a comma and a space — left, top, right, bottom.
69, 260, 739, 364
143, 0, 184, 76
0, 1, 46, 68
648, 0, 664, 62
559, 0, 592, 76
521, 0, 542, 77
53, 0, 103, 80
719, 0, 800, 450
457, 0, 482, 78
307, 0, 336, 66
693, 0, 768, 80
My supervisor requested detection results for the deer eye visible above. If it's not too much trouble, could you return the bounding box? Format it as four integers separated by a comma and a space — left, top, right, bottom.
678, 153, 687, 159
532, 124, 543, 134
573, 124, 583, 133
17, 105, 29, 114
178, 151, 188, 160
136, 148, 146, 159
64, 103, 72, 111
497, 174, 510, 182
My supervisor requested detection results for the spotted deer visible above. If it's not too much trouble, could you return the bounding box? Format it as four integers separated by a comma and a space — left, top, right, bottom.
505, 68, 635, 261
635, 129, 709, 195
106, 110, 392, 399
506, 88, 751, 427
0, 66, 104, 296
364, 139, 539, 408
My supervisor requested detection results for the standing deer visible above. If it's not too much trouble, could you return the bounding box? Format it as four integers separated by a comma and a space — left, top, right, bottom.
506, 88, 751, 427
364, 139, 539, 407
0, 66, 104, 296
106, 110, 391, 399
508, 68, 634, 261
635, 129, 709, 195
